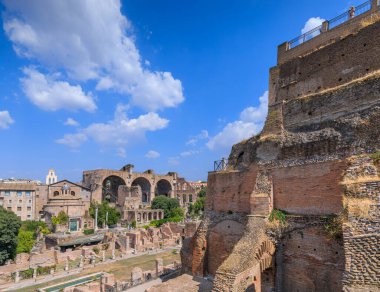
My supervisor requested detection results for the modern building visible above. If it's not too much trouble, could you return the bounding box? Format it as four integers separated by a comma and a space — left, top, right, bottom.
0, 179, 40, 221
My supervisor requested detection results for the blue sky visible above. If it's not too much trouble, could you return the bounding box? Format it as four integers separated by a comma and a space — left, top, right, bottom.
0, 0, 365, 182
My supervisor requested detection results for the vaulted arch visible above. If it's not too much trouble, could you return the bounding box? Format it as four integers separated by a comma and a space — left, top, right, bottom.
132, 177, 151, 203
155, 179, 172, 197
102, 175, 126, 203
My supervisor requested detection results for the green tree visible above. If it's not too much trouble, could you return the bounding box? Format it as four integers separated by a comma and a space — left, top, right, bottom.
90, 201, 120, 227
0, 207, 21, 265
151, 196, 183, 219
189, 196, 205, 217
20, 221, 50, 238
198, 187, 206, 198
16, 230, 35, 254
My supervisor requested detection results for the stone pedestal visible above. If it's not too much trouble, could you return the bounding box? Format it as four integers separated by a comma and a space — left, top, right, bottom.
15, 271, 20, 283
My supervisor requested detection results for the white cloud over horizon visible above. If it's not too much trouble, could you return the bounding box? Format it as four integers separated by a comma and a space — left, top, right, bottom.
0, 111, 14, 129
56, 104, 169, 149
3, 0, 185, 112
207, 91, 268, 150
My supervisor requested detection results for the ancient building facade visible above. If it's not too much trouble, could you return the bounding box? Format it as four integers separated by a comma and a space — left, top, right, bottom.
181, 2, 380, 292
42, 180, 93, 232
175, 177, 198, 207
82, 164, 178, 205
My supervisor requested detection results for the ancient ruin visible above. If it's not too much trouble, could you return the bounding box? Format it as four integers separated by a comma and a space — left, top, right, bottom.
178, 2, 380, 291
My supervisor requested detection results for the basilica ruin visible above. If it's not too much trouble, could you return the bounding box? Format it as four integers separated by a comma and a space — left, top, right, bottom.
176, 2, 380, 291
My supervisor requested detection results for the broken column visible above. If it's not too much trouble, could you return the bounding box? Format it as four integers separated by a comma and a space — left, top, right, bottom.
156, 258, 163, 276
15, 270, 20, 283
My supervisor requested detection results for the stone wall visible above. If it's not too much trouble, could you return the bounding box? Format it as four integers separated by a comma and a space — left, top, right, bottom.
342, 156, 380, 291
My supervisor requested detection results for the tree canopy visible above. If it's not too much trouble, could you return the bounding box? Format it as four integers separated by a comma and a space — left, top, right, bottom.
151, 195, 184, 219
90, 201, 120, 227
0, 207, 21, 264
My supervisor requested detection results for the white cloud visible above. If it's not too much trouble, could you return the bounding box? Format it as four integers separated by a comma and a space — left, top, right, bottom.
180, 150, 200, 157
21, 67, 96, 112
186, 130, 209, 146
0, 111, 14, 129
168, 156, 180, 166
56, 104, 169, 149
64, 118, 80, 127
207, 91, 268, 150
3, 0, 184, 112
56, 133, 88, 148
145, 150, 160, 159
301, 17, 325, 35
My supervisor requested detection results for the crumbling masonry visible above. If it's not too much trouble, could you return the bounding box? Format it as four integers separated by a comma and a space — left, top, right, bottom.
181, 2, 380, 291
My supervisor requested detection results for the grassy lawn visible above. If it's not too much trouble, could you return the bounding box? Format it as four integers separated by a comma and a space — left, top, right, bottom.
11, 249, 180, 292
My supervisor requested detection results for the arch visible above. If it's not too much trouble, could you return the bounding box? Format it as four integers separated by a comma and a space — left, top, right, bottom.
131, 177, 151, 203
102, 175, 126, 203
183, 194, 187, 203
53, 191, 59, 196
71, 191, 75, 196
155, 179, 172, 197
148, 212, 152, 221
189, 194, 193, 202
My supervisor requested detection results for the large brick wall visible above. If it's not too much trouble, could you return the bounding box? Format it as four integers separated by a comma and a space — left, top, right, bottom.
272, 160, 346, 215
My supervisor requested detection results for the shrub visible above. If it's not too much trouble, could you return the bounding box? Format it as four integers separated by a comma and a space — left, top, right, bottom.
83, 229, 94, 235
370, 150, 380, 163
16, 230, 35, 254
102, 243, 109, 250
131, 220, 137, 228
324, 215, 344, 240
51, 211, 69, 226
93, 247, 100, 255
269, 209, 287, 225
20, 268, 34, 279
37, 265, 55, 275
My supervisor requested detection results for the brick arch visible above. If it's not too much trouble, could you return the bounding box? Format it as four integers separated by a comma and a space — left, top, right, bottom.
254, 239, 276, 272
131, 177, 151, 203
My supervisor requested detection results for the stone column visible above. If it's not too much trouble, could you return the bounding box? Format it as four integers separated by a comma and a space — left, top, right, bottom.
110, 240, 116, 260
15, 271, 20, 283
155, 258, 163, 276
50, 268, 55, 275
33, 267, 37, 281
126, 236, 130, 252
102, 250, 106, 262
79, 255, 84, 268
65, 257, 69, 271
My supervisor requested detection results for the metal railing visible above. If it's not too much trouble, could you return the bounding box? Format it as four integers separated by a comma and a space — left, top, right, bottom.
289, 0, 374, 49
214, 158, 228, 172
329, 1, 372, 29
289, 25, 323, 49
